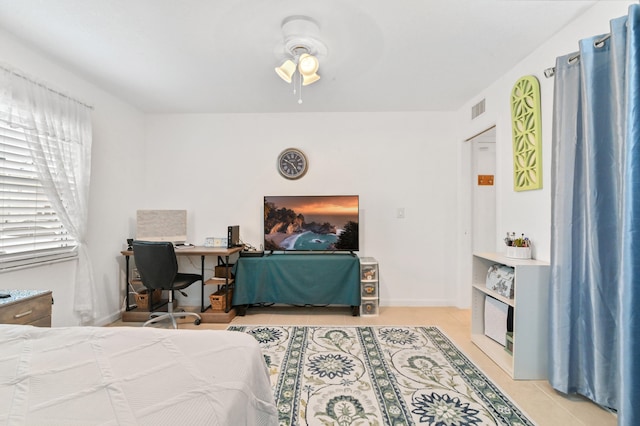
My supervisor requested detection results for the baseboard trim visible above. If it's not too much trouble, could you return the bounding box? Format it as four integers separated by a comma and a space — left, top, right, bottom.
380, 298, 454, 307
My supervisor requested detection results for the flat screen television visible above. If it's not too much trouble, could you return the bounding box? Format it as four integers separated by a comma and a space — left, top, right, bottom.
264, 195, 359, 252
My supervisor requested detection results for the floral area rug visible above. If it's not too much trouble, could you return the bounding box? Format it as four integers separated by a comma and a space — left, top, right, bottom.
227, 325, 533, 425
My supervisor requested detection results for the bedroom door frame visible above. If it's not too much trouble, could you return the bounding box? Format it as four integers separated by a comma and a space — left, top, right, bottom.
457, 125, 497, 308
470, 127, 497, 252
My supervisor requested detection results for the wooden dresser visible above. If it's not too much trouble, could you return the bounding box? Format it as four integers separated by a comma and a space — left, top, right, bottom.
0, 290, 52, 327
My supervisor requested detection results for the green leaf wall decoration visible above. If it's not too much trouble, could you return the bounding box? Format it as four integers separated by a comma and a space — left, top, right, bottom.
510, 75, 542, 191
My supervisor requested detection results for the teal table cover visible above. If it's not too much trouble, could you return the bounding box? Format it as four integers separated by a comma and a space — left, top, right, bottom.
232, 254, 360, 306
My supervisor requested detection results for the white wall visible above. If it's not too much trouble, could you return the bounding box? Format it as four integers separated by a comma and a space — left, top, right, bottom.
143, 112, 459, 307
0, 29, 146, 326
455, 1, 632, 307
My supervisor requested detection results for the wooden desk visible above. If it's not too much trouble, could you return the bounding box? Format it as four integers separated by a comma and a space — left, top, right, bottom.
121, 246, 242, 323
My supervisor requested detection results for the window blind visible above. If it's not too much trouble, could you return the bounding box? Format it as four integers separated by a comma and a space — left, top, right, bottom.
0, 122, 76, 269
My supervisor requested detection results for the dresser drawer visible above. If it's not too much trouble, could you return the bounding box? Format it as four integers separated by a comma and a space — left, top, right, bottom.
27, 315, 52, 327
0, 292, 52, 326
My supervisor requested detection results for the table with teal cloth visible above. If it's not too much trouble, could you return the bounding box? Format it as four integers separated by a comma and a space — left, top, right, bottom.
232, 254, 360, 314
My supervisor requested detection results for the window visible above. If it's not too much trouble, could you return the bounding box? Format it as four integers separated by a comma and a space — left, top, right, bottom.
0, 122, 76, 269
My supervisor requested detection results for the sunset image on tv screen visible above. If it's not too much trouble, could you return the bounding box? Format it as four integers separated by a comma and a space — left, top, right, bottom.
264, 195, 359, 251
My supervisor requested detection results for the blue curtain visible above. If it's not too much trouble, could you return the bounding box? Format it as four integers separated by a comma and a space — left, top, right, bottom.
549, 5, 640, 425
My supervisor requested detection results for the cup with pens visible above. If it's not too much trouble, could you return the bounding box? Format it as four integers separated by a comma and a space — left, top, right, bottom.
504, 232, 532, 259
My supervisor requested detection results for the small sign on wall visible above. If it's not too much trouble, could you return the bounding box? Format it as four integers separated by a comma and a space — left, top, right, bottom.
478, 175, 494, 186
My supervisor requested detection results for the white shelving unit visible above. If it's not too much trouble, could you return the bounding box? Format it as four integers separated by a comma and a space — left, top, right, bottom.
359, 257, 379, 316
471, 252, 550, 380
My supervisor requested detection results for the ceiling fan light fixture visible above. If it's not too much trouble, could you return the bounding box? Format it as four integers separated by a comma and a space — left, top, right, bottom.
275, 59, 296, 83
275, 16, 327, 102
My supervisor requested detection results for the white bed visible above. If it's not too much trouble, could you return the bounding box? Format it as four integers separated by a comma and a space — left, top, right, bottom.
0, 325, 277, 425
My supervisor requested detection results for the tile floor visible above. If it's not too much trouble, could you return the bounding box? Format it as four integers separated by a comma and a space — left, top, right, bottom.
110, 306, 616, 426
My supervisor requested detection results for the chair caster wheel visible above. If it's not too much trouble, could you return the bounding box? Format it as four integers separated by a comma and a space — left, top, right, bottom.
194, 319, 201, 325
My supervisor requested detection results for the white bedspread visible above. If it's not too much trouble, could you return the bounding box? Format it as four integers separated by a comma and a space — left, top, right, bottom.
0, 325, 277, 425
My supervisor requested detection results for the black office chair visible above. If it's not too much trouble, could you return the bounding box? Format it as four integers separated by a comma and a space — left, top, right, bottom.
132, 240, 202, 328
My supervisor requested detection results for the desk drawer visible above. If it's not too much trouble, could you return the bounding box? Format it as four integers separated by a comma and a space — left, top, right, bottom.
0, 293, 52, 326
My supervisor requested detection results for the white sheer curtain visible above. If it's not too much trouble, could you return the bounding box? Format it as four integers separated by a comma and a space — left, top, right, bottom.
0, 64, 96, 324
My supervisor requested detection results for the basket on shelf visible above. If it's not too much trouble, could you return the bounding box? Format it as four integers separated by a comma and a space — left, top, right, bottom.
506, 246, 531, 259
504, 233, 532, 259
134, 288, 162, 310
214, 265, 234, 279
209, 289, 233, 311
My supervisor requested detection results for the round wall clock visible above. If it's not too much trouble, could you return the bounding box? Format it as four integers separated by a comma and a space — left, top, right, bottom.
277, 148, 308, 180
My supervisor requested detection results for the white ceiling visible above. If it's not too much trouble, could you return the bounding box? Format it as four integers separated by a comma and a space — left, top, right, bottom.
0, 0, 604, 113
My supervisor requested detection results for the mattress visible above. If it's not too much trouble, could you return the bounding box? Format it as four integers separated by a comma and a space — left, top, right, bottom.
0, 325, 277, 425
